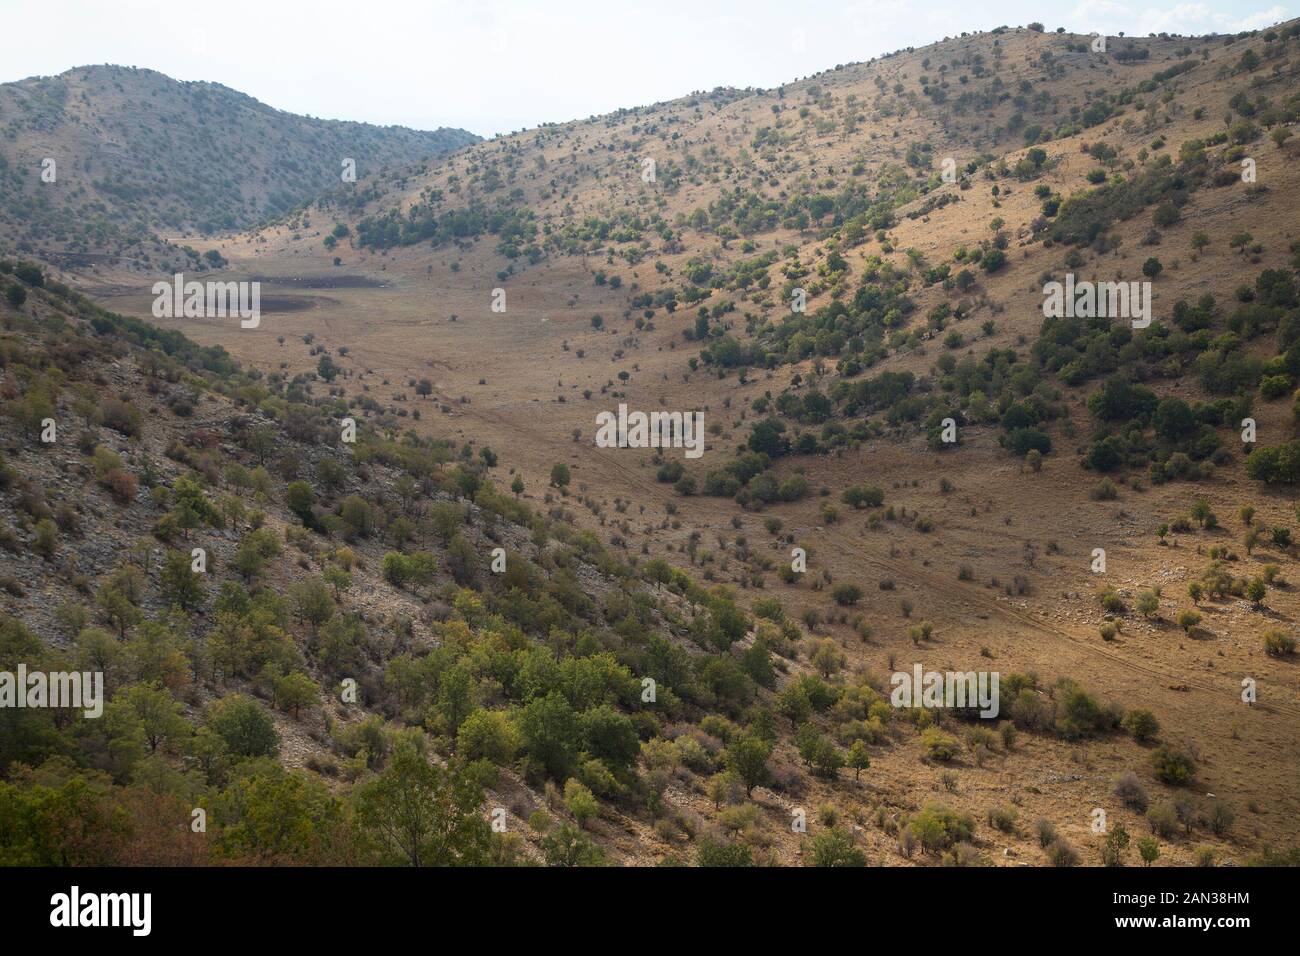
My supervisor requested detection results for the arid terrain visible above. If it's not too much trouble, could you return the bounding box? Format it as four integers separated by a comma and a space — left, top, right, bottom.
4, 21, 1299, 867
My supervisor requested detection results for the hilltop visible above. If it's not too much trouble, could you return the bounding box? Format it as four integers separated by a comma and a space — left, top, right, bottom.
0, 65, 477, 273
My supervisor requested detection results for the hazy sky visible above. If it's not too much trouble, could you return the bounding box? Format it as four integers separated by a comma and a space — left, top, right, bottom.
4, 0, 1293, 136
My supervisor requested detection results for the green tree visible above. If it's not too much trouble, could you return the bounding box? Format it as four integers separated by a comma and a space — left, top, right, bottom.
285, 481, 316, 526
847, 740, 872, 781
170, 477, 221, 536
724, 734, 772, 797
288, 579, 334, 635
274, 672, 320, 719
457, 709, 521, 765
1101, 822, 1131, 867
207, 694, 279, 759
353, 731, 493, 867
540, 821, 604, 866
213, 760, 339, 863
160, 549, 205, 611
1137, 835, 1160, 866
323, 566, 352, 600
563, 778, 599, 828
116, 683, 189, 753
519, 692, 580, 779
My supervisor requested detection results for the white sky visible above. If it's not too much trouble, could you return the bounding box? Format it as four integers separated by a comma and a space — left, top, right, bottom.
3, 0, 1293, 136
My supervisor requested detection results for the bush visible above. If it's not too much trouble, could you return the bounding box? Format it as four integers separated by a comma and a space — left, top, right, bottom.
1035, 818, 1057, 848
1151, 745, 1195, 786
1260, 375, 1292, 399
696, 837, 753, 867
1152, 203, 1180, 228
1047, 839, 1079, 866
1114, 771, 1149, 812
1263, 630, 1296, 656
831, 583, 862, 606
981, 249, 1007, 273
1245, 441, 1300, 484
563, 778, 599, 828
841, 484, 884, 509
908, 803, 976, 853
101, 398, 142, 436
987, 804, 1018, 833
1123, 709, 1160, 742
1146, 802, 1178, 838
103, 468, 139, 506
1091, 478, 1119, 501
921, 727, 960, 762
807, 827, 867, 867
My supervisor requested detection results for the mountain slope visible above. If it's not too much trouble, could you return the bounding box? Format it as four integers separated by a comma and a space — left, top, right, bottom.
0, 65, 478, 272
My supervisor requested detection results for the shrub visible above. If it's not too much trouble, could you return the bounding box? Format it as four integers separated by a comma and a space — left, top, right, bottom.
1123, 709, 1160, 742
1035, 818, 1057, 848
831, 583, 862, 606
841, 484, 884, 509
1137, 836, 1160, 866
563, 778, 599, 828
1152, 745, 1195, 786
987, 804, 1018, 833
102, 468, 139, 506
1263, 630, 1296, 656
921, 727, 961, 762
1091, 478, 1119, 501
908, 803, 976, 853
1047, 839, 1080, 866
807, 827, 868, 867
696, 837, 753, 867
1207, 799, 1235, 837
1146, 802, 1178, 838
1114, 771, 1149, 812
101, 398, 142, 436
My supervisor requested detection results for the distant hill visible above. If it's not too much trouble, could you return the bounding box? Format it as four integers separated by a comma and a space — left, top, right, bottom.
0, 65, 477, 271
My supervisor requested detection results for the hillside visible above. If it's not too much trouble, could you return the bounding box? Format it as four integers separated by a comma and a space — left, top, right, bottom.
1, 267, 801, 865
0, 65, 477, 273
5, 21, 1300, 869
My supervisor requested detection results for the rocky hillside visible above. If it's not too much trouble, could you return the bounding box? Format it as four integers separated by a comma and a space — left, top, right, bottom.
0, 260, 824, 866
